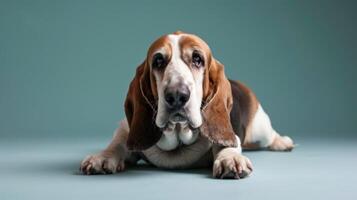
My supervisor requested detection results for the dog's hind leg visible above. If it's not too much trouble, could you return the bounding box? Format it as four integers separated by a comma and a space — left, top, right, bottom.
243, 104, 294, 151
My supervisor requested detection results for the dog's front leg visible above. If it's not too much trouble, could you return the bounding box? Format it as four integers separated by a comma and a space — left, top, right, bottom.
80, 119, 137, 175
212, 136, 253, 179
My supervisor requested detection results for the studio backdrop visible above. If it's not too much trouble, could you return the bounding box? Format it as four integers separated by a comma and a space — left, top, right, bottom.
1, 0, 356, 140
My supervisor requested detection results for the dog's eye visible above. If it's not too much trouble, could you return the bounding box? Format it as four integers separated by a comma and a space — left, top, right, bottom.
152, 53, 166, 68
192, 51, 204, 68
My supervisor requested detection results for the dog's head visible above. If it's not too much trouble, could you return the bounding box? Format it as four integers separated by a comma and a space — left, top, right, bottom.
125, 31, 237, 151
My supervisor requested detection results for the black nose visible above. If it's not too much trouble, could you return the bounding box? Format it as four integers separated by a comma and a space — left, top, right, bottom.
164, 85, 190, 110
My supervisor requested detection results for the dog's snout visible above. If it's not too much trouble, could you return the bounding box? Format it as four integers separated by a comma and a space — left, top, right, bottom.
164, 85, 190, 109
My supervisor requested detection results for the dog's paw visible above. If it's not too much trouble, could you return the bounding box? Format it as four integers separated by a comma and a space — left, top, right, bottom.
213, 148, 253, 179
80, 152, 125, 175
268, 135, 294, 151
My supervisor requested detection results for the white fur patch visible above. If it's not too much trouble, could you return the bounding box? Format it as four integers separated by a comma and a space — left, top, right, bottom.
156, 129, 179, 151
178, 127, 199, 145
249, 104, 277, 147
156, 123, 199, 150
235, 135, 242, 153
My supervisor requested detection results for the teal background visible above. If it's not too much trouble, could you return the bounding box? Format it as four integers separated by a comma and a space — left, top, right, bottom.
1, 0, 356, 139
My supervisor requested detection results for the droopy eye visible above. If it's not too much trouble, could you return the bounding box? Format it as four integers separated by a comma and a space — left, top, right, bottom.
192, 50, 204, 68
152, 53, 166, 68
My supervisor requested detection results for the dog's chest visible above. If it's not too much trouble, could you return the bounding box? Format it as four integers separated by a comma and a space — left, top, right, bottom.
142, 134, 212, 169
142, 123, 212, 169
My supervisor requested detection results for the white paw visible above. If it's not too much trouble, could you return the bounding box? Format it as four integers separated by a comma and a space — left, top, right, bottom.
80, 152, 125, 175
213, 148, 253, 179
268, 135, 294, 151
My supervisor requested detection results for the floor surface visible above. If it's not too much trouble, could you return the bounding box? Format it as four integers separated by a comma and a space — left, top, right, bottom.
1, 136, 356, 200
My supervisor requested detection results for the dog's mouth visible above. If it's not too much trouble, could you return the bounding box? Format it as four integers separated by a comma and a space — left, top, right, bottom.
169, 113, 187, 123
156, 107, 202, 130
160, 113, 200, 134
159, 111, 193, 131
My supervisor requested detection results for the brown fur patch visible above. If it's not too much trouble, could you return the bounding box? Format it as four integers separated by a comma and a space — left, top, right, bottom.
200, 60, 237, 147
125, 62, 162, 151
229, 80, 259, 145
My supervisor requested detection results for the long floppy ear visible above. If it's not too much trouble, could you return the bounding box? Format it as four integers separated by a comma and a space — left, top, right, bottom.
124, 61, 162, 151
200, 59, 237, 147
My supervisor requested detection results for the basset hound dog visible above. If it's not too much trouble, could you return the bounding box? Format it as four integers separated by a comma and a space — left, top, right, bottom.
80, 31, 294, 179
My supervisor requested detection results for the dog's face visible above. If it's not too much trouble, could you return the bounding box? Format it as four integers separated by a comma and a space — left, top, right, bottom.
147, 32, 212, 130
125, 32, 237, 151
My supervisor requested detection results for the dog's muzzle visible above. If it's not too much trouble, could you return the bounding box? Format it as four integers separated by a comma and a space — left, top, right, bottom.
164, 84, 190, 111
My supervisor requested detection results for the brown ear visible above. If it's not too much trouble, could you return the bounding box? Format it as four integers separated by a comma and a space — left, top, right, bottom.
124, 61, 162, 151
200, 59, 237, 147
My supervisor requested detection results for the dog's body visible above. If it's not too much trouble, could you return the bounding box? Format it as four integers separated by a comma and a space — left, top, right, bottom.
80, 32, 294, 179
